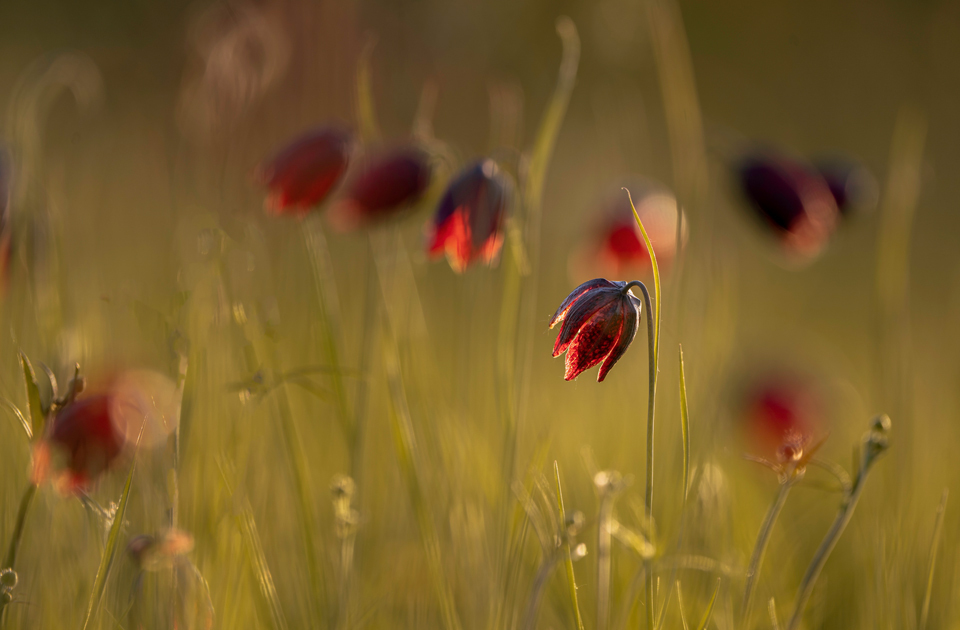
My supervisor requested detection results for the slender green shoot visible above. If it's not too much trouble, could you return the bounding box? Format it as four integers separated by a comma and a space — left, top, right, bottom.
741, 479, 795, 628
553, 461, 585, 630
786, 415, 890, 630
79, 429, 141, 630
919, 488, 948, 630
0, 399, 31, 442
237, 500, 290, 630
678, 345, 690, 503
696, 579, 721, 630
19, 352, 45, 438
355, 38, 381, 143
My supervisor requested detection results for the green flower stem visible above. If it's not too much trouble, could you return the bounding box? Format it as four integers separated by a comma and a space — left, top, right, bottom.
0, 482, 36, 622
1, 483, 35, 573
786, 417, 890, 630
741, 478, 795, 628
623, 279, 658, 630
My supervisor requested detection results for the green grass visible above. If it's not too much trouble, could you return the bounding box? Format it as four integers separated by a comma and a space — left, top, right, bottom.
0, 1, 957, 629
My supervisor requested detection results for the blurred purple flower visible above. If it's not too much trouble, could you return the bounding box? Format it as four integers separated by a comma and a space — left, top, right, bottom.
737, 153, 839, 259
427, 159, 509, 273
549, 278, 642, 382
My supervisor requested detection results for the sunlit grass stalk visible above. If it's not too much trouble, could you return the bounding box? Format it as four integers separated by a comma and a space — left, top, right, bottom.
554, 462, 585, 630
381, 320, 463, 630
237, 500, 290, 630
626, 189, 661, 630
0, 483, 36, 624
785, 416, 890, 630
271, 383, 327, 624
300, 218, 353, 461
597, 490, 614, 630
918, 488, 948, 630
80, 429, 142, 630
493, 18, 578, 629
740, 478, 796, 628
372, 234, 461, 630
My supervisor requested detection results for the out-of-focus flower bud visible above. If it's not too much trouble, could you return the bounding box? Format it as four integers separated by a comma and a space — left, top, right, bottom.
738, 370, 823, 463
33, 394, 126, 494
549, 278, 643, 382
256, 126, 353, 215
737, 152, 839, 260
426, 159, 510, 272
328, 146, 432, 230
570, 182, 685, 281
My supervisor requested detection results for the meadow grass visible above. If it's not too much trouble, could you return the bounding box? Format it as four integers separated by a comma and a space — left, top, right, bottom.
0, 0, 957, 629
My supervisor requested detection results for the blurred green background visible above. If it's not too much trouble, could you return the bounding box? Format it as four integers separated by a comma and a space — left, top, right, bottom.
0, 0, 958, 628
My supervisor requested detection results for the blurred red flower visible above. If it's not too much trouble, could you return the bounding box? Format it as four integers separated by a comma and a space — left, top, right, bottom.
32, 394, 126, 494
328, 146, 432, 230
740, 372, 822, 462
255, 126, 353, 215
571, 183, 685, 281
427, 159, 510, 272
549, 278, 642, 382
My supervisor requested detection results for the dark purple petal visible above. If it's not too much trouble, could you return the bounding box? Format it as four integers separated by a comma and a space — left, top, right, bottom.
344, 147, 432, 216
553, 287, 620, 356
597, 299, 639, 382
549, 278, 618, 328
564, 300, 623, 380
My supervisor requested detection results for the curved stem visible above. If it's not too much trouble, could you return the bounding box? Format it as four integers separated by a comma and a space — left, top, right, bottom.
1, 483, 37, 622
786, 466, 873, 630
741, 479, 794, 628
626, 280, 658, 630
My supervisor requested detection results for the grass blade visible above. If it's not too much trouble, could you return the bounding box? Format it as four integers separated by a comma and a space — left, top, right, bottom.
919, 488, 948, 630
553, 461, 585, 630
18, 352, 45, 438
237, 500, 290, 630
678, 345, 689, 503
696, 579, 721, 630
0, 399, 31, 442
79, 436, 140, 630
355, 38, 381, 143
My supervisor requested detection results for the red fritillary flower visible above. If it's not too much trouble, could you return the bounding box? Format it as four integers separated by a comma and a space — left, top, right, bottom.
549, 278, 643, 382
737, 152, 839, 259
32, 394, 127, 494
328, 146, 433, 230
427, 159, 510, 273
572, 183, 686, 280
255, 125, 353, 215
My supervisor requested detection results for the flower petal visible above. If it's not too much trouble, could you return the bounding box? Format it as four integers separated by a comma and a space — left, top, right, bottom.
563, 300, 622, 380
597, 298, 639, 382
553, 286, 619, 356
549, 278, 617, 329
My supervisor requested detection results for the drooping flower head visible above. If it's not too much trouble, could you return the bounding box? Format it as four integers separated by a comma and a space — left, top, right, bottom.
812, 157, 879, 217
255, 125, 353, 215
737, 152, 839, 260
328, 146, 433, 230
427, 159, 510, 273
32, 393, 127, 494
571, 182, 685, 280
549, 278, 643, 382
